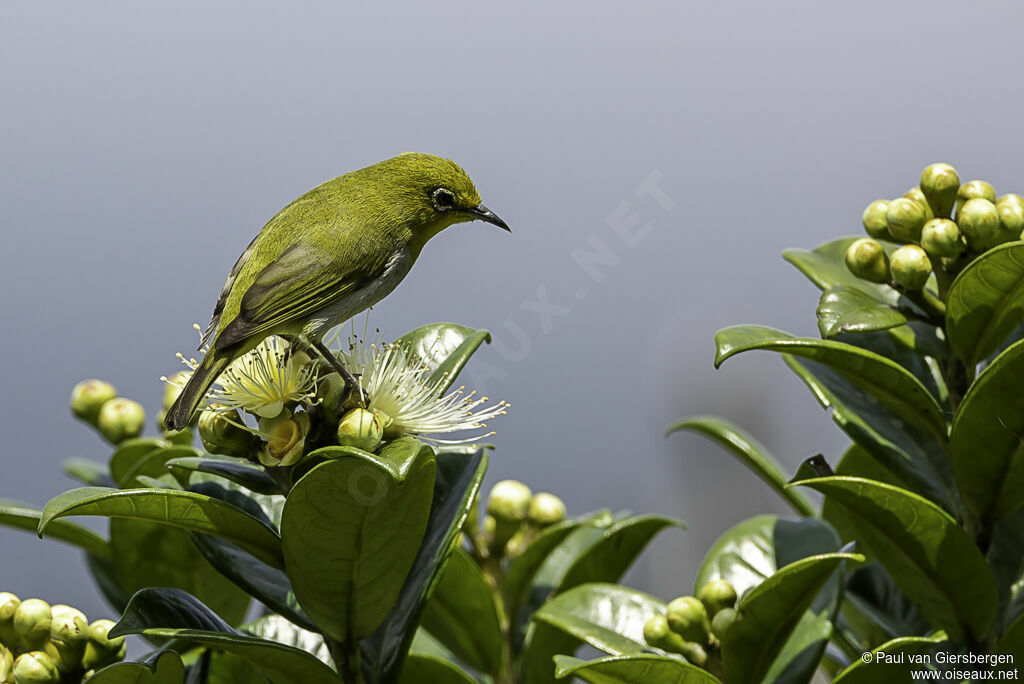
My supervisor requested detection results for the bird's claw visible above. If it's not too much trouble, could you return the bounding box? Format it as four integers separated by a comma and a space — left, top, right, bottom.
336, 383, 371, 413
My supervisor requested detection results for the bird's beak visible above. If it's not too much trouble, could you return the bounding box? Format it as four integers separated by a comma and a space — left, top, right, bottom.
469, 203, 511, 232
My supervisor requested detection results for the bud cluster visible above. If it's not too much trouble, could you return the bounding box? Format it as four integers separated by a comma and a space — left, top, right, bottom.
642, 579, 738, 674
69, 381, 145, 446
463, 480, 567, 560
847, 163, 1024, 294
0, 593, 125, 684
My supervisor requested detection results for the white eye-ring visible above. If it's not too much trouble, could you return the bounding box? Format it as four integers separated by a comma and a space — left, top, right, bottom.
432, 188, 456, 211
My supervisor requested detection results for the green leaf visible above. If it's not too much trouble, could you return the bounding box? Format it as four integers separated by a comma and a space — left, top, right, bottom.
246, 614, 330, 666
988, 506, 1024, 630
533, 583, 664, 656
505, 519, 584, 619
823, 445, 904, 545
0, 498, 110, 559
86, 552, 131, 613
832, 633, 948, 683
109, 438, 170, 486
793, 475, 998, 640
723, 552, 863, 684
552, 654, 721, 684
998, 610, 1024, 659
945, 241, 1024, 366
397, 653, 477, 684
360, 448, 488, 683
949, 337, 1024, 522
39, 487, 284, 569
110, 588, 339, 684
86, 651, 185, 684
120, 446, 204, 488
165, 455, 279, 495
63, 457, 114, 487
838, 562, 931, 654
715, 325, 947, 438
665, 416, 815, 517
206, 651, 272, 684
784, 237, 900, 305
281, 437, 435, 642
418, 547, 502, 676
782, 355, 957, 513
817, 285, 908, 338
393, 323, 492, 393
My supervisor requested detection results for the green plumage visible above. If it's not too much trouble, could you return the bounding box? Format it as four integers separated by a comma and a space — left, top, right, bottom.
165, 153, 508, 430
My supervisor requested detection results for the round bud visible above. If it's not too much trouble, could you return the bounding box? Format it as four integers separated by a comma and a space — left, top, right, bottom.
885, 197, 928, 242
315, 372, 345, 424
666, 596, 710, 643
257, 412, 309, 467
198, 407, 256, 458
697, 579, 738, 617
679, 642, 708, 667
890, 245, 932, 291
0, 645, 13, 683
958, 179, 997, 208
336, 408, 384, 452
861, 200, 891, 240
957, 198, 1000, 251
0, 593, 20, 646
844, 238, 891, 284
920, 219, 964, 259
487, 480, 533, 523
920, 163, 960, 218
13, 600, 51, 651
997, 196, 1024, 244
527, 493, 567, 527
48, 605, 88, 671
12, 651, 59, 684
903, 188, 933, 220
81, 620, 126, 671
710, 607, 738, 640
998, 193, 1024, 210
96, 398, 145, 445
70, 380, 117, 425
643, 614, 671, 646
482, 514, 497, 538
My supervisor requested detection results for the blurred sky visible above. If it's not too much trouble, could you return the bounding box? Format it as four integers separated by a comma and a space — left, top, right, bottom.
2, 1, 1024, 623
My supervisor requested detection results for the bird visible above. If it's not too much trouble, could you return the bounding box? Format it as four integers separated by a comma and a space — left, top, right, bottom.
164, 153, 509, 431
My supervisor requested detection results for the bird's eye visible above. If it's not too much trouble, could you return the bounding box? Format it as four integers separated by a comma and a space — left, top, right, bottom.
432, 188, 456, 211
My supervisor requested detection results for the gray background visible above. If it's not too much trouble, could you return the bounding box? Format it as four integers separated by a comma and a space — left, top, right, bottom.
1, 1, 1020, 627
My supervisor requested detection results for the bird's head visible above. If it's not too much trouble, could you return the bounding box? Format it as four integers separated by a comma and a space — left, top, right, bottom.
356, 153, 509, 244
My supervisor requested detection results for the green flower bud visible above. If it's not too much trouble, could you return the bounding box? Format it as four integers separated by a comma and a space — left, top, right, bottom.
315, 372, 345, 424
336, 408, 384, 452
998, 193, 1024, 210
903, 187, 933, 220
957, 179, 997, 209
199, 407, 256, 458
666, 596, 710, 643
12, 600, 51, 651
0, 593, 20, 647
885, 197, 928, 242
48, 605, 88, 672
890, 245, 932, 291
996, 196, 1024, 244
920, 219, 964, 259
482, 514, 496, 538
70, 380, 117, 425
96, 398, 145, 445
642, 614, 693, 655
0, 645, 12, 683
81, 620, 125, 671
679, 642, 708, 667
257, 411, 310, 467
710, 607, 738, 640
697, 579, 738, 617
844, 238, 891, 284
957, 198, 1000, 251
861, 200, 891, 240
527, 493, 566, 527
12, 651, 58, 684
487, 480, 533, 523
162, 372, 189, 412
920, 163, 960, 218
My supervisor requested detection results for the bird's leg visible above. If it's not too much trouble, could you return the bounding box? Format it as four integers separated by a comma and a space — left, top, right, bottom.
310, 339, 370, 409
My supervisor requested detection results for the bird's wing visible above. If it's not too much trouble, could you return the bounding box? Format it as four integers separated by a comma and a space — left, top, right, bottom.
200, 234, 260, 348
212, 238, 386, 350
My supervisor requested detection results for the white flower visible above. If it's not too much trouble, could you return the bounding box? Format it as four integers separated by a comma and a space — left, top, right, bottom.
330, 326, 508, 444
164, 329, 316, 419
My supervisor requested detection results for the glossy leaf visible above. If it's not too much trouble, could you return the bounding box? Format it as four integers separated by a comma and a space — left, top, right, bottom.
794, 475, 998, 640
108, 439, 170, 486
841, 562, 931, 650
165, 455, 279, 495
666, 416, 815, 516
988, 506, 1024, 629
997, 611, 1024, 659
817, 285, 908, 338
832, 633, 948, 683
281, 438, 435, 643
946, 241, 1024, 366
949, 337, 1024, 522
715, 325, 947, 437
38, 486, 284, 568
110, 588, 338, 684
723, 552, 863, 684
505, 519, 584, 618
784, 237, 900, 304
120, 446, 203, 488
0, 498, 110, 559
783, 355, 957, 513
533, 583, 664, 656
86, 651, 185, 684
246, 614, 330, 666
822, 445, 905, 545
360, 448, 487, 683
87, 552, 131, 613
552, 654, 720, 684
418, 547, 502, 676
63, 457, 114, 487
397, 653, 477, 684
393, 323, 492, 393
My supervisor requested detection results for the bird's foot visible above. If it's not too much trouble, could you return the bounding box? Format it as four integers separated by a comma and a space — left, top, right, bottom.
336, 382, 371, 413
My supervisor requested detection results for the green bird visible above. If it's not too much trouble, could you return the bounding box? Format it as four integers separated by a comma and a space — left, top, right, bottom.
164, 153, 509, 431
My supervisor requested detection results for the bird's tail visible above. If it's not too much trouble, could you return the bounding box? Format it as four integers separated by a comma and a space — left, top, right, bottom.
164, 352, 231, 431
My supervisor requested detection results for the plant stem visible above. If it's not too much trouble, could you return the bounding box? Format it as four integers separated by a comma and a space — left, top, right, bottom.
327, 639, 363, 684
